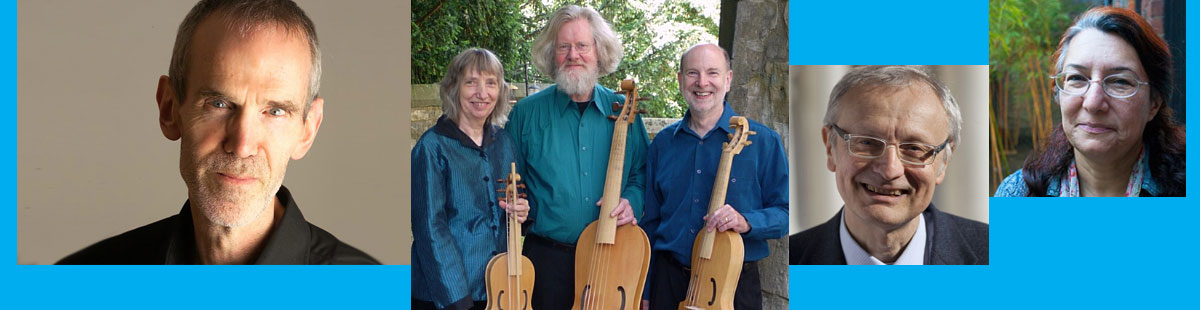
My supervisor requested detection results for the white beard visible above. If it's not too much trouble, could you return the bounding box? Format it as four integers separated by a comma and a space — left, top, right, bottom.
555, 66, 598, 97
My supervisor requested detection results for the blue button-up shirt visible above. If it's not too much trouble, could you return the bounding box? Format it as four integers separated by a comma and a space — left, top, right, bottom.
507, 84, 649, 244
411, 115, 519, 308
642, 103, 789, 268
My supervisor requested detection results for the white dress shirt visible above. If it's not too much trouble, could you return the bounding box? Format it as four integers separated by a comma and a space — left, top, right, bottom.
839, 211, 926, 265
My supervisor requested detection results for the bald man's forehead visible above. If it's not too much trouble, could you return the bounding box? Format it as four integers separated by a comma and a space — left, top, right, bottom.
682, 46, 729, 71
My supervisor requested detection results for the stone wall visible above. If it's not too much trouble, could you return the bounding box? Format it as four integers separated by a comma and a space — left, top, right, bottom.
729, 1, 790, 309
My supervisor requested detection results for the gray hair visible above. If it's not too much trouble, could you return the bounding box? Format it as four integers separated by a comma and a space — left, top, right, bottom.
169, 0, 322, 116
678, 43, 731, 73
531, 5, 623, 79
439, 48, 512, 127
823, 65, 963, 145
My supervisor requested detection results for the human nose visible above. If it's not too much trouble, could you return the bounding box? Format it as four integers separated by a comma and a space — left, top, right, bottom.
566, 45, 582, 60
470, 84, 489, 100
1080, 80, 1109, 113
869, 145, 906, 180
223, 108, 261, 158
697, 73, 712, 88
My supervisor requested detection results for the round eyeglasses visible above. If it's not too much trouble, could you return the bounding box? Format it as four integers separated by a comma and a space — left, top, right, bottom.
829, 124, 949, 166
1050, 72, 1149, 99
556, 42, 593, 55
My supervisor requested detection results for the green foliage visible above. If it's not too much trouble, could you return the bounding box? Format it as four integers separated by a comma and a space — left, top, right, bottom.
989, 0, 1075, 84
413, 0, 718, 118
988, 0, 1086, 189
412, 0, 527, 85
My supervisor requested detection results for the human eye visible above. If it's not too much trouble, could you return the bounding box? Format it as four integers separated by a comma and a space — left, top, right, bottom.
1065, 73, 1088, 82
900, 143, 933, 155
852, 137, 883, 147
900, 143, 936, 159
1106, 75, 1136, 87
267, 107, 288, 117
207, 98, 230, 109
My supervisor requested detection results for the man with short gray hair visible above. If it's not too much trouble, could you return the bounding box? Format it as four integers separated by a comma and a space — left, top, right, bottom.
58, 0, 377, 265
789, 66, 988, 265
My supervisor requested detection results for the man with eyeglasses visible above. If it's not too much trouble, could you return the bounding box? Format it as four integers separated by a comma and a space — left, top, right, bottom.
789, 66, 988, 265
505, 5, 650, 309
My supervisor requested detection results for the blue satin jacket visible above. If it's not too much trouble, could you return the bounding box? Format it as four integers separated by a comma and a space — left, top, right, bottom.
411, 115, 520, 308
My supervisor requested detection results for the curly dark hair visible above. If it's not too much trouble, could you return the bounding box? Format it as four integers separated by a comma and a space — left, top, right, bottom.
1022, 6, 1185, 196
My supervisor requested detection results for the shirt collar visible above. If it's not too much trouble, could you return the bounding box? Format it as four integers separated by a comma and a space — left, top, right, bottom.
167, 185, 313, 264
1048, 145, 1161, 196
554, 84, 606, 115
839, 209, 927, 265
432, 114, 496, 150
674, 101, 736, 138
1138, 151, 1161, 196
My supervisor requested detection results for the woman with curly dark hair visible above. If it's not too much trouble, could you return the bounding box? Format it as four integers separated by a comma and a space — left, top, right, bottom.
995, 6, 1185, 197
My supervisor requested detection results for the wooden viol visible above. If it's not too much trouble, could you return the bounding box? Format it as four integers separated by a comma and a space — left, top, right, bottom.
573, 79, 651, 310
486, 163, 535, 310
679, 116, 755, 310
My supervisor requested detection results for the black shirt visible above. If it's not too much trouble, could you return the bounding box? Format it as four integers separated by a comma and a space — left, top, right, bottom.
57, 186, 380, 265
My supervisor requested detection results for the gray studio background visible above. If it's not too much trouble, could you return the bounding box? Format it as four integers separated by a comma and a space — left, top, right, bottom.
789, 65, 990, 234
17, 0, 411, 264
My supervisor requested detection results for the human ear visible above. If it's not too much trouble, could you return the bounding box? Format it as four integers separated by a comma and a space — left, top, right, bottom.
822, 127, 836, 172
290, 96, 324, 160
156, 75, 181, 141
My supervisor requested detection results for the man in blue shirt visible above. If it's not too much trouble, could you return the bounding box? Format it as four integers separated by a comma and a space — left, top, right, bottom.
505, 5, 649, 310
640, 43, 789, 310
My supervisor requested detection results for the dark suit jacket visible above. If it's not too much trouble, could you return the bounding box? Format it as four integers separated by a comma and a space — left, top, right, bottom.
789, 204, 988, 265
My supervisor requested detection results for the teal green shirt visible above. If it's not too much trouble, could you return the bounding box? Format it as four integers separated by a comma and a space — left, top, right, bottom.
507, 84, 649, 245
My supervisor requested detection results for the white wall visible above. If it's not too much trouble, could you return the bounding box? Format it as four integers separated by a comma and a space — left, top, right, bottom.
17, 0, 410, 264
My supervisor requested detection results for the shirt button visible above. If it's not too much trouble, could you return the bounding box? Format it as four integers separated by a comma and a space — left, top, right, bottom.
693, 199, 699, 204
699, 141, 704, 145
696, 169, 702, 174
731, 178, 736, 183
582, 146, 587, 151
584, 172, 589, 176
483, 176, 490, 182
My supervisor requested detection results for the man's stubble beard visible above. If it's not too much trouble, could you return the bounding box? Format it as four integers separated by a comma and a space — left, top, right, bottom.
180, 148, 283, 228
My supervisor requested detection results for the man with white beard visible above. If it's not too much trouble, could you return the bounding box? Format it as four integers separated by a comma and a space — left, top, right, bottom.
505, 4, 650, 309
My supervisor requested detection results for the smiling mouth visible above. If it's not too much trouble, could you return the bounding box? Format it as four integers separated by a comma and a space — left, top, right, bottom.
862, 183, 907, 197
692, 91, 713, 97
